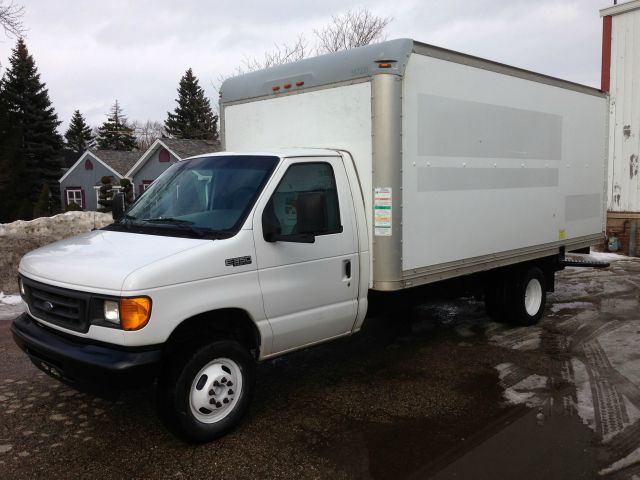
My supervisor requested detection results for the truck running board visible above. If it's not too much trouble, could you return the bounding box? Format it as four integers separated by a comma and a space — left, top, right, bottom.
559, 254, 610, 269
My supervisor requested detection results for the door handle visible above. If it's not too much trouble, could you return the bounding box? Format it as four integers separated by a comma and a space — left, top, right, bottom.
344, 260, 351, 279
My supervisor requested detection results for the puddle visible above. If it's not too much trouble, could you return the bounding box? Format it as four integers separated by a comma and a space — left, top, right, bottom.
420, 407, 597, 480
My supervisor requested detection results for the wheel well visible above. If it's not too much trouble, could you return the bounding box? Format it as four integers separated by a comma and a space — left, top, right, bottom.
163, 309, 261, 360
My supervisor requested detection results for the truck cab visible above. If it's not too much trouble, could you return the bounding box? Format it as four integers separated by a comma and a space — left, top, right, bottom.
12, 149, 368, 442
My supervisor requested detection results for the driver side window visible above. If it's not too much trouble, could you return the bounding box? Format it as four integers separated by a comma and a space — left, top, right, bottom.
267, 162, 341, 238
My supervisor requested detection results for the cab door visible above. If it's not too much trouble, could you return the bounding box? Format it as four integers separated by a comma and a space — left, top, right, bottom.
253, 155, 360, 354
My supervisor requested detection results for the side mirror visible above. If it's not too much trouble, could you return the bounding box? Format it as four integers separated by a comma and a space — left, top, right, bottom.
112, 192, 125, 221
262, 199, 282, 242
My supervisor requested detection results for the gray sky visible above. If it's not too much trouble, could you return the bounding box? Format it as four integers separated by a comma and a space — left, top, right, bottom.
0, 0, 613, 132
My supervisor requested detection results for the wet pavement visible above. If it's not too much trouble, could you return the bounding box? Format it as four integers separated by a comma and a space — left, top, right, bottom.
1, 253, 639, 479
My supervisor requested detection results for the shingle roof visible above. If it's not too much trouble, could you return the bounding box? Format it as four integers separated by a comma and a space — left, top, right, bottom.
161, 138, 221, 159
90, 150, 140, 176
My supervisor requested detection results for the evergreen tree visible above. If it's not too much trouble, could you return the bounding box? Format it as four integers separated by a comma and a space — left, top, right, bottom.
33, 183, 51, 218
96, 100, 137, 151
1, 38, 63, 213
0, 94, 28, 222
64, 110, 94, 155
165, 68, 218, 141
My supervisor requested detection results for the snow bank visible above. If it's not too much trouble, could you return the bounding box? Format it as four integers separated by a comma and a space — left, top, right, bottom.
0, 292, 22, 305
0, 211, 112, 240
0, 211, 113, 294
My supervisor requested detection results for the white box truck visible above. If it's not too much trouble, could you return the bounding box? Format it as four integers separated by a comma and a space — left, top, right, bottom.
12, 39, 608, 442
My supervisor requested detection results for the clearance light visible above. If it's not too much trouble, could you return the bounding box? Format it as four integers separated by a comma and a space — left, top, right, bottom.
295, 81, 304, 87
272, 85, 280, 91
283, 83, 292, 89
378, 63, 392, 68
120, 297, 152, 331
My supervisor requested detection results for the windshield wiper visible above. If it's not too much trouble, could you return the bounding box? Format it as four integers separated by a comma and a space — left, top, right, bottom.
139, 217, 208, 238
141, 217, 194, 225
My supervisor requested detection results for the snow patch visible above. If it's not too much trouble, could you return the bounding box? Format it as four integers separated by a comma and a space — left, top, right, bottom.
600, 445, 640, 476
550, 301, 593, 313
0, 211, 112, 239
571, 358, 596, 431
0, 293, 22, 305
496, 363, 548, 407
590, 252, 628, 261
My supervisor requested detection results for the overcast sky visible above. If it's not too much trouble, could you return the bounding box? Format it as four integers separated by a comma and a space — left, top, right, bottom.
0, 0, 615, 132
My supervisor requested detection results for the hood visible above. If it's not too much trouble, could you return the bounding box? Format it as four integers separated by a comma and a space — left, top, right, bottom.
19, 230, 209, 291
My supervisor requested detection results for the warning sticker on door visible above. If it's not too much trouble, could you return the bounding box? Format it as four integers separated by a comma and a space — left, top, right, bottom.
374, 187, 392, 236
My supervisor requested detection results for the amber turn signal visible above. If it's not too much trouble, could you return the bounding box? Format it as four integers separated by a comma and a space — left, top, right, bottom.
120, 297, 152, 331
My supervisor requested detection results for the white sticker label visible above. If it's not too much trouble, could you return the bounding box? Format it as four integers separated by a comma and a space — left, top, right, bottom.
374, 187, 392, 236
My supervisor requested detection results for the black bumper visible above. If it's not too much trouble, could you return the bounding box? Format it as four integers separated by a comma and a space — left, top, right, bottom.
11, 313, 162, 392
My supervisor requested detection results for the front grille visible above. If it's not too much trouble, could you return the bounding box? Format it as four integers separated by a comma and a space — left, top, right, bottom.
22, 277, 90, 333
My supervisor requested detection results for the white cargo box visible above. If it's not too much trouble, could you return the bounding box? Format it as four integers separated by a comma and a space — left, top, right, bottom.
221, 39, 608, 290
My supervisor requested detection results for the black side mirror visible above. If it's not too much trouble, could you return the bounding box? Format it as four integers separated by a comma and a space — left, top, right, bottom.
112, 192, 125, 221
262, 199, 282, 242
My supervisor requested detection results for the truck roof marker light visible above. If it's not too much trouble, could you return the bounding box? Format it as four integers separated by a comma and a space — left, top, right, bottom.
283, 83, 292, 89
296, 81, 304, 87
272, 85, 280, 91
120, 297, 152, 331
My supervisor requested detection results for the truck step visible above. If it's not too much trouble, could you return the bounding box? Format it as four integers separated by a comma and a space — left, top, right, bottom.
560, 254, 610, 269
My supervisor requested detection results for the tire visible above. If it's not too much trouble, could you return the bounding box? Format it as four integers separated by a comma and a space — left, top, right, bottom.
158, 339, 255, 443
485, 281, 508, 322
505, 267, 546, 326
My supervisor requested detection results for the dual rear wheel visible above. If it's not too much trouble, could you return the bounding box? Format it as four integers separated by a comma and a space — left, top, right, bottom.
485, 266, 547, 326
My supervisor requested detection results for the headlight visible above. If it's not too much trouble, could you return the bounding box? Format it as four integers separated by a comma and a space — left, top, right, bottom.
119, 297, 152, 331
104, 300, 120, 324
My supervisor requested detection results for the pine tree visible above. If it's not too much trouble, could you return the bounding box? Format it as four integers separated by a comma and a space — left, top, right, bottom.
33, 183, 51, 218
96, 100, 137, 151
64, 110, 94, 155
0, 94, 28, 222
165, 68, 218, 141
1, 38, 63, 213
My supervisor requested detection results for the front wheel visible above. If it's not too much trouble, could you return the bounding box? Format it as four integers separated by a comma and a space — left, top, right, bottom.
158, 339, 255, 443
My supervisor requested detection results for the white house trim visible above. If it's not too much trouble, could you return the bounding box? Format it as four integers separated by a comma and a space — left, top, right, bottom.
601, 0, 640, 17
124, 139, 182, 178
59, 151, 124, 183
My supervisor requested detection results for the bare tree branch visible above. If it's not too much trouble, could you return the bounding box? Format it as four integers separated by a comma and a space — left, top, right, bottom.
0, 1, 25, 38
238, 34, 308, 74
131, 120, 166, 151
314, 8, 391, 54
215, 9, 392, 101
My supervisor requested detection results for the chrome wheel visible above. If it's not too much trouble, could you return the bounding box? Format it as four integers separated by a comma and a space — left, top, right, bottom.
189, 358, 242, 424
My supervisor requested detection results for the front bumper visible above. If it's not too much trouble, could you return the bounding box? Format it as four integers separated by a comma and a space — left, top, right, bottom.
11, 313, 162, 392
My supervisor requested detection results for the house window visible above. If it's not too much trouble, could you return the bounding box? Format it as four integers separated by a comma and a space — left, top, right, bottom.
159, 148, 170, 162
95, 185, 122, 205
66, 188, 84, 208
84, 159, 93, 170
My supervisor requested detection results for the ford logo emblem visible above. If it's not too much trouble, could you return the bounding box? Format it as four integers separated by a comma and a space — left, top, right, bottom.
43, 301, 54, 312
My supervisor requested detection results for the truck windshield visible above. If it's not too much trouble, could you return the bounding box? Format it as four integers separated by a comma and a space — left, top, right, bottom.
109, 155, 279, 239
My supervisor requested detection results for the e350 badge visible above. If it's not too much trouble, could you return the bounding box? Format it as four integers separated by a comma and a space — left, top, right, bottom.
225, 256, 252, 267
